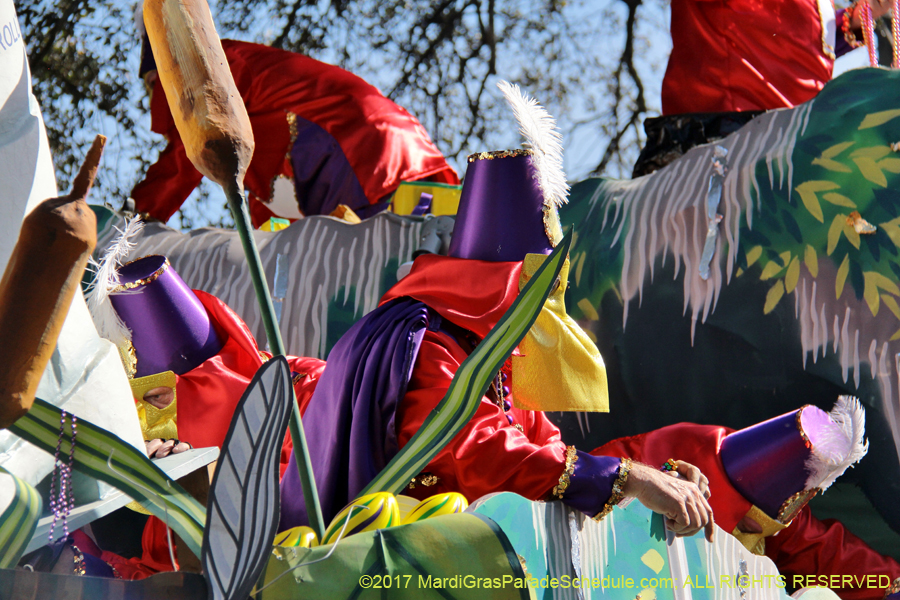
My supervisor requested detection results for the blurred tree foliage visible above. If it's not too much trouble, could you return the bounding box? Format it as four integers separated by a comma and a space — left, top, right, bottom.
19, 0, 667, 229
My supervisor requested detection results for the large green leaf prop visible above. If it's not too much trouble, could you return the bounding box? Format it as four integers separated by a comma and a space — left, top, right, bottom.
0, 466, 42, 568
9, 399, 206, 556
359, 231, 572, 497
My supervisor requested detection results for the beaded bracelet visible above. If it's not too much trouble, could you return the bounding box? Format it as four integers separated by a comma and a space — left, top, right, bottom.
661, 458, 678, 473
592, 458, 632, 521
884, 577, 900, 599
843, 3, 864, 49
553, 446, 578, 499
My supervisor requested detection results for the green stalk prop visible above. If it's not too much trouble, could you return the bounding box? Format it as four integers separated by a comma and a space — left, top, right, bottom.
225, 184, 325, 540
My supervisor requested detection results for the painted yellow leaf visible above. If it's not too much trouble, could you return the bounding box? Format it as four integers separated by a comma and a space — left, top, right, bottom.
864, 273, 881, 316
764, 280, 786, 314
891, 328, 900, 341
797, 188, 826, 222
574, 251, 586, 286
853, 157, 888, 187
879, 217, 900, 248
812, 158, 852, 173
795, 180, 841, 192
577, 298, 600, 322
878, 157, 900, 174
760, 261, 785, 280
859, 109, 900, 129
779, 251, 792, 265
827, 214, 846, 256
805, 245, 818, 277
841, 220, 861, 249
836, 254, 850, 299
822, 192, 856, 208
746, 245, 763, 267
821, 141, 855, 159
867, 271, 900, 296
785, 256, 801, 293
850, 145, 892, 159
882, 294, 900, 320
736, 267, 744, 277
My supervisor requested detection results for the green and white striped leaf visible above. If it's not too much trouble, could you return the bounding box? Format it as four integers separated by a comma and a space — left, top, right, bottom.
0, 466, 42, 567
360, 231, 572, 497
203, 357, 293, 600
8, 398, 206, 556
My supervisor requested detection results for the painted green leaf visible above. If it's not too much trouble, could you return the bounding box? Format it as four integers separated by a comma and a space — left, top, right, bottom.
868, 271, 900, 296
9, 399, 206, 556
359, 232, 571, 497
0, 466, 42, 568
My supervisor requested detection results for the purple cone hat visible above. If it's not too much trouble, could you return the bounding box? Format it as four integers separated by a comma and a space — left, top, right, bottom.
720, 397, 868, 523
448, 81, 567, 262
449, 150, 557, 261
109, 255, 222, 378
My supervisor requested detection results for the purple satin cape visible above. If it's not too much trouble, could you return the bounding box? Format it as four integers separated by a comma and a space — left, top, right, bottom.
279, 297, 433, 530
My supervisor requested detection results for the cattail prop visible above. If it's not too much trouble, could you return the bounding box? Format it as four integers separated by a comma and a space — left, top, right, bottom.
142, 0, 324, 537
0, 135, 103, 428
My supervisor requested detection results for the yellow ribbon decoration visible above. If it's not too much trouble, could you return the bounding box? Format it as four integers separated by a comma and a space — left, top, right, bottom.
731, 505, 788, 555
511, 254, 609, 412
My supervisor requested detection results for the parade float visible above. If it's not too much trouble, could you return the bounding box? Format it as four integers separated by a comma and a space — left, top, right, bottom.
1, 0, 900, 598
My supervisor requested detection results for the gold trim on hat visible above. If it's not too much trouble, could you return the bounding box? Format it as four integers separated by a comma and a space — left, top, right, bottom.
110, 256, 170, 292
795, 404, 813, 449
467, 148, 533, 163
776, 488, 818, 524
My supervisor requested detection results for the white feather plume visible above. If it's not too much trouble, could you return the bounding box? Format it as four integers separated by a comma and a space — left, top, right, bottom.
805, 395, 869, 492
85, 217, 144, 347
497, 80, 569, 209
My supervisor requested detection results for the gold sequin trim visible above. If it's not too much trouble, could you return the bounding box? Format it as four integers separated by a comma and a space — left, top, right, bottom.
593, 458, 632, 521
286, 111, 300, 150
292, 372, 308, 386
795, 405, 813, 449
118, 341, 137, 379
776, 488, 818, 524
467, 148, 533, 163
110, 256, 170, 292
553, 446, 578, 499
408, 473, 439, 489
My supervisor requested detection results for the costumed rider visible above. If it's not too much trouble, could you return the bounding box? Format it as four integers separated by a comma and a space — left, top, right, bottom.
129, 10, 459, 226
86, 222, 325, 578
597, 399, 900, 600
634, 0, 894, 177
279, 81, 715, 540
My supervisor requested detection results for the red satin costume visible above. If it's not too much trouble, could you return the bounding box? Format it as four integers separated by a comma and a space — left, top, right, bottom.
662, 0, 836, 114
383, 256, 571, 502
598, 425, 900, 600
131, 40, 458, 226
102, 291, 325, 579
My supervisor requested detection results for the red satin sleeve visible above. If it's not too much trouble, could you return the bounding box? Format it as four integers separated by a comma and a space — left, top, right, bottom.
395, 329, 567, 503
130, 86, 203, 223
764, 507, 900, 600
